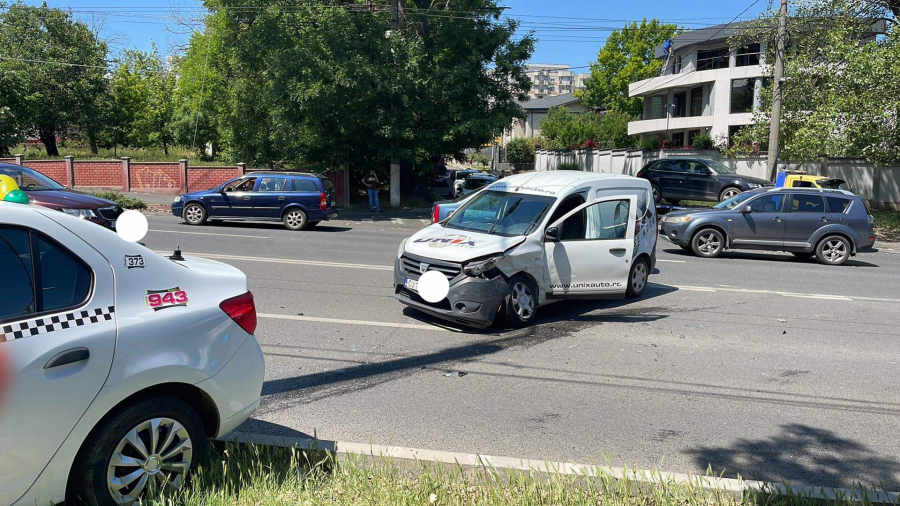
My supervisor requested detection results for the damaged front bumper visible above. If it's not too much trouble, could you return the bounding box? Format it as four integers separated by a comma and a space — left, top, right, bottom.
393, 255, 509, 329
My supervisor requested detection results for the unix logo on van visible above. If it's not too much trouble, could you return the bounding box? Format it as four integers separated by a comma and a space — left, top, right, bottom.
414, 235, 477, 248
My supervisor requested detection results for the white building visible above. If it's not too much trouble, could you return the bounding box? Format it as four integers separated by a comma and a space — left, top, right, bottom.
627, 23, 766, 147
526, 64, 590, 98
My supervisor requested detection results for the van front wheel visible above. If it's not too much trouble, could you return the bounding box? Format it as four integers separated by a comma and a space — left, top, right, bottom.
504, 275, 537, 328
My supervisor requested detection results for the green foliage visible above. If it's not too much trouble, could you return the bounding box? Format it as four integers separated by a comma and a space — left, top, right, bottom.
557, 162, 580, 171
505, 138, 535, 164
731, 0, 900, 164
540, 106, 638, 150
88, 192, 147, 210
691, 133, 713, 150
0, 2, 109, 156
640, 135, 662, 150
472, 152, 490, 167
578, 19, 679, 116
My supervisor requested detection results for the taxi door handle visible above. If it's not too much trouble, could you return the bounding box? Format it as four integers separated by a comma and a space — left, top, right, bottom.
44, 348, 89, 369
610, 248, 627, 254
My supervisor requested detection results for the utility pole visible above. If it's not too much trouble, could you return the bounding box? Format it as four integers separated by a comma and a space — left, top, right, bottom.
389, 0, 401, 208
766, 0, 788, 181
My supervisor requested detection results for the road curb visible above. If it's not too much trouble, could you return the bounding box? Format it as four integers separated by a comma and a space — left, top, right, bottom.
223, 432, 899, 503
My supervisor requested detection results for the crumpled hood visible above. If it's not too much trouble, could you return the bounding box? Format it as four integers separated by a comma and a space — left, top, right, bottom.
403, 225, 525, 263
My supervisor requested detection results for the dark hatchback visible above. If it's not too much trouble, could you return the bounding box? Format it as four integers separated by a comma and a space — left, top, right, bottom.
0, 162, 122, 228
637, 157, 773, 204
172, 172, 337, 230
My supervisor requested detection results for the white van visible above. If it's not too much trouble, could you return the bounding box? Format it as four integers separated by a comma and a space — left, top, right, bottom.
394, 171, 657, 328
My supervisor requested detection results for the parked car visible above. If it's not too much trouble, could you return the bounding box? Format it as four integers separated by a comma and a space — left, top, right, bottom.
0, 162, 123, 229
658, 187, 874, 265
172, 172, 337, 230
396, 172, 657, 329
775, 170, 851, 191
636, 157, 773, 204
0, 202, 264, 505
460, 173, 498, 197
445, 169, 481, 197
433, 177, 453, 199
431, 186, 488, 223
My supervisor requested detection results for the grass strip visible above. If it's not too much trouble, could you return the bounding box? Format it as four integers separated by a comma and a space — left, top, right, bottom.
148, 443, 894, 505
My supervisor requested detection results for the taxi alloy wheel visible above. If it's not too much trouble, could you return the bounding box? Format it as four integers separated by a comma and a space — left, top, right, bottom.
67, 396, 207, 506
183, 204, 207, 225
283, 209, 309, 231
106, 418, 193, 504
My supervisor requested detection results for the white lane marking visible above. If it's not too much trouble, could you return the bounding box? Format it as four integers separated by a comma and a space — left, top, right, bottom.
225, 433, 898, 503
669, 284, 899, 303
656, 259, 687, 263
150, 229, 268, 239
157, 251, 393, 271
258, 313, 449, 331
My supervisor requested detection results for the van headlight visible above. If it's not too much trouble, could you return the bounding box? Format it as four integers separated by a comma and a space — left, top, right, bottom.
62, 208, 97, 219
463, 255, 503, 278
398, 238, 408, 258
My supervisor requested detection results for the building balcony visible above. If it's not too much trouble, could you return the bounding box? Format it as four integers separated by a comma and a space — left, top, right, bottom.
629, 65, 763, 98
628, 115, 714, 136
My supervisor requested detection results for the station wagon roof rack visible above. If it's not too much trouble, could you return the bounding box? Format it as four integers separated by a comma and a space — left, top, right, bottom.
246, 171, 325, 177
765, 187, 854, 196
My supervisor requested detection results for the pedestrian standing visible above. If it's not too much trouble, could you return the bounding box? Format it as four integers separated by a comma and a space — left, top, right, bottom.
362, 170, 382, 212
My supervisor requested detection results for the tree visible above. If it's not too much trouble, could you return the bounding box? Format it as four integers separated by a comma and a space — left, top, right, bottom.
578, 19, 679, 116
0, 2, 108, 156
727, 0, 900, 164
191, 0, 533, 195
505, 138, 535, 165
538, 106, 638, 150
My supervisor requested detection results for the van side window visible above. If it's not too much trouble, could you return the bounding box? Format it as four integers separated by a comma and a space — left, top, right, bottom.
560, 199, 630, 241
258, 177, 288, 192
547, 194, 585, 226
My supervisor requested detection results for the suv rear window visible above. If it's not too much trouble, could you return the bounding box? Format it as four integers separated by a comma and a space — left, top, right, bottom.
826, 196, 851, 213
292, 178, 319, 192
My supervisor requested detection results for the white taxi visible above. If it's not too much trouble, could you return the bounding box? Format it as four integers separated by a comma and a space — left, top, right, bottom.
0, 202, 265, 505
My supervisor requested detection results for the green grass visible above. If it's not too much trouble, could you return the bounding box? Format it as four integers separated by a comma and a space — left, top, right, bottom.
873, 210, 900, 237
88, 191, 147, 210
146, 443, 888, 505
16, 144, 229, 166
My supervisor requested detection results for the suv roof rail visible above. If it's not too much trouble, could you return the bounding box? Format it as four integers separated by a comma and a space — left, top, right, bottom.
766, 187, 854, 195
247, 171, 323, 177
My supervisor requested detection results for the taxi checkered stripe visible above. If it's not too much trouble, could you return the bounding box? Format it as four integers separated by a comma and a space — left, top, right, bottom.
1, 306, 115, 342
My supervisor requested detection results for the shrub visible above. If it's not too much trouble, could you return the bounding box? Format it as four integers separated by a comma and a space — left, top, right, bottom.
557, 162, 580, 171
505, 138, 535, 164
90, 191, 148, 210
640, 135, 662, 150
691, 133, 714, 150
472, 152, 490, 167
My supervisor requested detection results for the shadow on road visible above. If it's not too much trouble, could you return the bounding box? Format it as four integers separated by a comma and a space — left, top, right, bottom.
182, 220, 353, 233
689, 424, 900, 489
237, 418, 317, 439
662, 247, 880, 267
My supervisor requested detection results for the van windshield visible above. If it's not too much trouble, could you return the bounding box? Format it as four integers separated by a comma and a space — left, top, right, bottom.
444, 190, 555, 237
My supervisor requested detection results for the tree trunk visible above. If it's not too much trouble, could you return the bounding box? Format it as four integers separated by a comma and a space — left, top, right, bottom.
87, 128, 99, 154
162, 139, 169, 155
38, 124, 60, 157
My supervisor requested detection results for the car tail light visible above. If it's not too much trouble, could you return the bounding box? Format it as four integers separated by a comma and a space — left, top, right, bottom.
220, 292, 257, 335
636, 170, 645, 178
319, 192, 328, 210
432, 204, 440, 223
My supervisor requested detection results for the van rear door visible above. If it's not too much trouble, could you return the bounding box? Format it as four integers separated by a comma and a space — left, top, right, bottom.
543, 195, 637, 298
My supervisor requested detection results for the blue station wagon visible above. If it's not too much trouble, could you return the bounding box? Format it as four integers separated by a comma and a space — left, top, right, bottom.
172, 172, 338, 230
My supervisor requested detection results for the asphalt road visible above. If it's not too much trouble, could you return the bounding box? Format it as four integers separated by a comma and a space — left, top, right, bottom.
143, 213, 900, 490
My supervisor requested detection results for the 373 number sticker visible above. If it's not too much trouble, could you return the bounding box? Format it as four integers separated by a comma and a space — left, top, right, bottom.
145, 287, 189, 311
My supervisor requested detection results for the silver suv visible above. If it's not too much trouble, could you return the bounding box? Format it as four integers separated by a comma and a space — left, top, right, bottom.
659, 188, 876, 266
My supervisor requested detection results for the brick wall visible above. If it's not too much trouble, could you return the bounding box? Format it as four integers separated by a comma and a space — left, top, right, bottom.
73, 161, 124, 189
188, 166, 242, 192
23, 160, 69, 186
0, 158, 15, 164
130, 162, 181, 193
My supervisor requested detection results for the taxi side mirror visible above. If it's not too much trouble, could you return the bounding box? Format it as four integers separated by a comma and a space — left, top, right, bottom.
545, 226, 560, 241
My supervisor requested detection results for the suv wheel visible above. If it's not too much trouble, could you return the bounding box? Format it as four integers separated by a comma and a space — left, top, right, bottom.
816, 235, 850, 266
67, 396, 207, 506
691, 228, 725, 258
283, 209, 309, 230
719, 186, 742, 202
626, 257, 649, 298
504, 275, 537, 327
650, 184, 662, 204
183, 203, 207, 226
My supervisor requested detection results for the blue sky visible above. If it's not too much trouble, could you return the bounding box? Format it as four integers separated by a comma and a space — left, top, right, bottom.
32, 0, 768, 68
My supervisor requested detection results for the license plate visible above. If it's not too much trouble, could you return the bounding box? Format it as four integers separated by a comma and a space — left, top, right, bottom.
109, 220, 116, 229
404, 278, 418, 291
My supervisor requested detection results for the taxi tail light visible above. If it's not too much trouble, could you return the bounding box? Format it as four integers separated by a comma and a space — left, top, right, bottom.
220, 292, 257, 335
319, 192, 328, 210
432, 204, 440, 223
